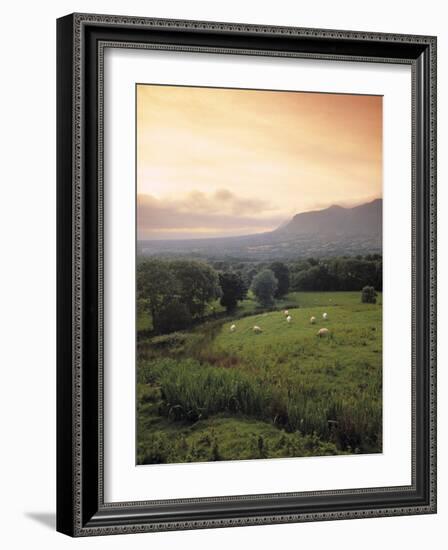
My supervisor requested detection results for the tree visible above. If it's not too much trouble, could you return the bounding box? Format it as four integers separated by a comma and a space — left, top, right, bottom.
293, 266, 320, 291
156, 300, 192, 333
137, 259, 221, 333
243, 267, 258, 288
219, 272, 247, 312
169, 260, 221, 317
137, 260, 180, 333
307, 257, 319, 266
361, 285, 377, 304
293, 264, 337, 291
251, 269, 278, 307
269, 262, 290, 297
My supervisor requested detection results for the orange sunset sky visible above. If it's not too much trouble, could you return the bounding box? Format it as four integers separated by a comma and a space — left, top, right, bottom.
137, 84, 382, 240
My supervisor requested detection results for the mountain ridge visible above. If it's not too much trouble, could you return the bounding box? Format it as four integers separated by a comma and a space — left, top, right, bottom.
138, 198, 382, 260
275, 198, 382, 237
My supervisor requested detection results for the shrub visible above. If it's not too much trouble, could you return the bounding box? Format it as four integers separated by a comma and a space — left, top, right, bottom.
250, 269, 278, 307
361, 286, 377, 304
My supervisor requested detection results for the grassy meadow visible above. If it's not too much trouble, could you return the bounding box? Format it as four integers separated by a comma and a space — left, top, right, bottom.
137, 291, 382, 464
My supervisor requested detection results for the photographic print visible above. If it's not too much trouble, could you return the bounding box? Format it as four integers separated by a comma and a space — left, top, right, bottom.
57, 15, 437, 534
136, 84, 383, 465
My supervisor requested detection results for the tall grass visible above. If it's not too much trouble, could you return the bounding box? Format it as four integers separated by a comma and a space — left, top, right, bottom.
156, 358, 270, 421
139, 357, 382, 453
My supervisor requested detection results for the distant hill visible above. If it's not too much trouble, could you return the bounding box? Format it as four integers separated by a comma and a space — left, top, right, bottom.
138, 199, 382, 261
275, 199, 382, 238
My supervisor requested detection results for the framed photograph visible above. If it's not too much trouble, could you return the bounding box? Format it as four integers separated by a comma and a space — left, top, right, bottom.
57, 13, 437, 537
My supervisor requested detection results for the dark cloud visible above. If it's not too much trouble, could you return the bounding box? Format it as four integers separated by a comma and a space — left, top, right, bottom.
137, 191, 285, 240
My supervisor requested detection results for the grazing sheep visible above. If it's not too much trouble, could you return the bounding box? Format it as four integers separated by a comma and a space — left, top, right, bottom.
253, 325, 263, 334
230, 324, 236, 332
317, 328, 329, 337
286, 315, 292, 323
284, 310, 289, 316
322, 312, 328, 320
310, 316, 316, 324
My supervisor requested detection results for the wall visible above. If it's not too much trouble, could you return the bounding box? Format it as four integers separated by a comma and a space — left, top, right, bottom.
0, 1, 445, 548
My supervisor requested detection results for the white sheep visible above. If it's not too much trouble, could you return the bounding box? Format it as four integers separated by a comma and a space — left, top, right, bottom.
317, 327, 329, 337
322, 312, 328, 320
230, 324, 236, 332
284, 310, 289, 316
286, 315, 292, 323
310, 316, 316, 324
253, 325, 263, 334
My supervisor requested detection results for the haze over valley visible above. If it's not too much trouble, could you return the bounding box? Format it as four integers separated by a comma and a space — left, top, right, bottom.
138, 199, 382, 260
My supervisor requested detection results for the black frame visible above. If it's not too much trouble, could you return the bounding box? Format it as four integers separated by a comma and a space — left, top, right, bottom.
57, 13, 437, 537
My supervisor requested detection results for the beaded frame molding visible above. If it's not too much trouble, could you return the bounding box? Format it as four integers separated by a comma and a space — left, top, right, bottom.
56, 13, 437, 537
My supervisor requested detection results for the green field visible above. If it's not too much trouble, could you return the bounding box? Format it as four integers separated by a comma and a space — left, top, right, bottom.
137, 291, 382, 464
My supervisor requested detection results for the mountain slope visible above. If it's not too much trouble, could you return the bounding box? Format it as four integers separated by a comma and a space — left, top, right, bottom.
276, 199, 382, 237
138, 199, 382, 260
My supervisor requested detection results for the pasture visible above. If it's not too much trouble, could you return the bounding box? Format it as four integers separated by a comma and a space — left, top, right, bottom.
137, 291, 382, 464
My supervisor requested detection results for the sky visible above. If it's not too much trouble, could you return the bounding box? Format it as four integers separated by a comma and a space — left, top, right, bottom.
137, 84, 382, 240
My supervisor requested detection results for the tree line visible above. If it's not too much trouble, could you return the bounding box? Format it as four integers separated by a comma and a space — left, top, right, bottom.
208, 255, 382, 294
137, 255, 382, 334
137, 259, 292, 334
289, 255, 382, 292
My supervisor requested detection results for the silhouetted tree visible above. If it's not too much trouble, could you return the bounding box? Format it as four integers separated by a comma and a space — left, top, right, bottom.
269, 261, 290, 297
218, 272, 247, 312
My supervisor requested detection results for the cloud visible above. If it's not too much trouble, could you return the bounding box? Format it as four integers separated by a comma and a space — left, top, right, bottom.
136, 85, 383, 239
176, 188, 274, 216
137, 190, 285, 240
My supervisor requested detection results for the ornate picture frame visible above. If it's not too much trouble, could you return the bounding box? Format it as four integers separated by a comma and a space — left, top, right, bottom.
57, 13, 437, 537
